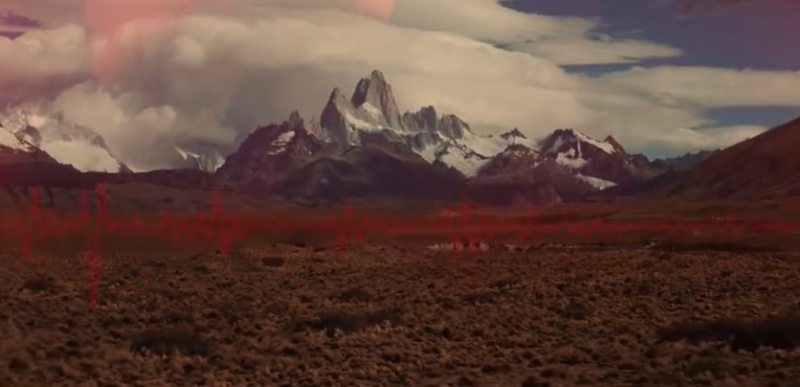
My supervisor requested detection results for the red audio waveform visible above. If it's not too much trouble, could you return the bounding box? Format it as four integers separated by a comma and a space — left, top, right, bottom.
2, 184, 799, 309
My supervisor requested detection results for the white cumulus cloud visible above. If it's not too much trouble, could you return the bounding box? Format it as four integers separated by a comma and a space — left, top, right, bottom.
600, 66, 800, 107
0, 0, 794, 171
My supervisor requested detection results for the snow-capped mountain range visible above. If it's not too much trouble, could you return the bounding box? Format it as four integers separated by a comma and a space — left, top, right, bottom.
217, 70, 685, 203
0, 70, 713, 204
0, 108, 131, 173
0, 107, 230, 174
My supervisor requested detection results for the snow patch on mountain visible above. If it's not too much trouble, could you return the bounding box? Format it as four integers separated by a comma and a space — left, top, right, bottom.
175, 145, 226, 172
568, 129, 617, 154
542, 136, 567, 155
344, 111, 384, 133
434, 144, 492, 177
538, 128, 619, 158
0, 126, 33, 152
361, 103, 384, 119
268, 131, 296, 155
417, 131, 527, 177
576, 174, 617, 190
555, 148, 588, 169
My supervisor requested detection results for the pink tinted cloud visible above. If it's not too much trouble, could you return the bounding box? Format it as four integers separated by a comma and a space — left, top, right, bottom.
84, 0, 194, 84
82, 0, 396, 84
355, 0, 396, 20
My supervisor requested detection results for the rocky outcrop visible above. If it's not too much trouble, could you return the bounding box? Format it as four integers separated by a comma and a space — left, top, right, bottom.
216, 111, 329, 193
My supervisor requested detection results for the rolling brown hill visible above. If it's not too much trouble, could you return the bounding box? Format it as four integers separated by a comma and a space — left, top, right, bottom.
659, 115, 800, 200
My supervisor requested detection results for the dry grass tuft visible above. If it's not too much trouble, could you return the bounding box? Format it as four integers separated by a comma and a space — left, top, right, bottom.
130, 327, 213, 357
290, 308, 405, 336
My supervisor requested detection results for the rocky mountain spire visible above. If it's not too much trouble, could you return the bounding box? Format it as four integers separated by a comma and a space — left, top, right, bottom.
350, 70, 402, 129
287, 110, 304, 130
306, 115, 329, 142
400, 105, 469, 140
319, 87, 356, 145
500, 128, 526, 141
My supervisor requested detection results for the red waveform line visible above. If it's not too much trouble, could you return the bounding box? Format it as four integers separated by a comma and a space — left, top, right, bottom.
2, 185, 799, 310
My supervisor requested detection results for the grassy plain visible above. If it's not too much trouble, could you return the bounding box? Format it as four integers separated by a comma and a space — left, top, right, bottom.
1, 194, 799, 386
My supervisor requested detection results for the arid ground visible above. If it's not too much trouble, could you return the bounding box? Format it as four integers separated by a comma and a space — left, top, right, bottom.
2, 200, 800, 386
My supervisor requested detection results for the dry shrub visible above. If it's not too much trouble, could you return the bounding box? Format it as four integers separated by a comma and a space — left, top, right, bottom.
213, 301, 255, 324
559, 298, 593, 320
337, 286, 372, 302
462, 290, 498, 304
21, 274, 58, 293
290, 308, 404, 336
490, 277, 521, 290
264, 302, 287, 317
131, 327, 213, 357
261, 256, 286, 268
685, 358, 733, 378
657, 314, 800, 351
650, 241, 779, 253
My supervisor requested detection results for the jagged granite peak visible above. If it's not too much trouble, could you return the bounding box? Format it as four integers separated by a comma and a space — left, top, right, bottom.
528, 128, 669, 187
401, 106, 438, 132
351, 69, 402, 129
287, 110, 304, 129
500, 128, 527, 142
321, 78, 407, 147
400, 105, 470, 140
306, 114, 331, 142
318, 70, 478, 156
539, 128, 618, 157
216, 112, 327, 183
439, 114, 470, 139
319, 87, 359, 145
219, 68, 686, 202
269, 111, 326, 152
370, 69, 386, 81
473, 128, 676, 191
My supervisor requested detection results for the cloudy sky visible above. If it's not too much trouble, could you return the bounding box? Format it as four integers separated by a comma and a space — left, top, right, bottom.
1, 0, 799, 171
